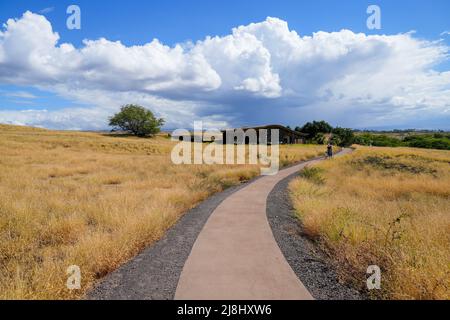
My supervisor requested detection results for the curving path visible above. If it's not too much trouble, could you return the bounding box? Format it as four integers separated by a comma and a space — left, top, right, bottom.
175, 148, 352, 300
89, 148, 353, 300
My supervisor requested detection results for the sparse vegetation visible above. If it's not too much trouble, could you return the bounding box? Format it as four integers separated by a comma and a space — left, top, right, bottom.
0, 124, 326, 299
289, 146, 450, 299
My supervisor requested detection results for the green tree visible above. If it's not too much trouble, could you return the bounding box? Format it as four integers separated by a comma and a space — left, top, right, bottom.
109, 104, 164, 137
312, 132, 327, 145
297, 121, 333, 140
331, 127, 355, 147
329, 135, 342, 147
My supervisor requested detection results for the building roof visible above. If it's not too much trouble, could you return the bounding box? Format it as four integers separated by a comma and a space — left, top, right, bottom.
223, 124, 308, 137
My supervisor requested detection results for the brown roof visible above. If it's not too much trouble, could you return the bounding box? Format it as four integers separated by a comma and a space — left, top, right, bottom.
223, 124, 308, 137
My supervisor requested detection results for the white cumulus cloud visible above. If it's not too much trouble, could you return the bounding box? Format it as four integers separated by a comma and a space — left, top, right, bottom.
0, 12, 449, 130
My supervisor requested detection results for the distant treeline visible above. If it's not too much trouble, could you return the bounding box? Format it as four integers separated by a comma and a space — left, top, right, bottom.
354, 132, 450, 150
292, 121, 450, 150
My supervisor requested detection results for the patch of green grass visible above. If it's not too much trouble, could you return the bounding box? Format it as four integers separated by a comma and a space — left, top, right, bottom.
300, 166, 326, 184
351, 155, 438, 175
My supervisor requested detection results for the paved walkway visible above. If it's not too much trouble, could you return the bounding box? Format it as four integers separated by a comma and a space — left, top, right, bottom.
175, 149, 351, 300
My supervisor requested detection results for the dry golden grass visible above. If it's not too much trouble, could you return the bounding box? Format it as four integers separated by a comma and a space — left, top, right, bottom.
289, 146, 450, 300
0, 124, 326, 299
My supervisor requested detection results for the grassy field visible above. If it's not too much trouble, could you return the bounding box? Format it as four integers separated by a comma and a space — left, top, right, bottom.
0, 124, 326, 299
289, 146, 450, 299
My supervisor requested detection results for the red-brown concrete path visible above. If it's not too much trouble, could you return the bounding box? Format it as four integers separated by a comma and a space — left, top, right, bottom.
175, 149, 352, 300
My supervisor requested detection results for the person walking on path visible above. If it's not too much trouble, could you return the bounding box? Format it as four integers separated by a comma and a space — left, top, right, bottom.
326, 143, 333, 159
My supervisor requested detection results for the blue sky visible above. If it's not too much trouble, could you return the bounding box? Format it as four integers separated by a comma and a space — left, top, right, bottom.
2, 0, 449, 46
0, 0, 449, 130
